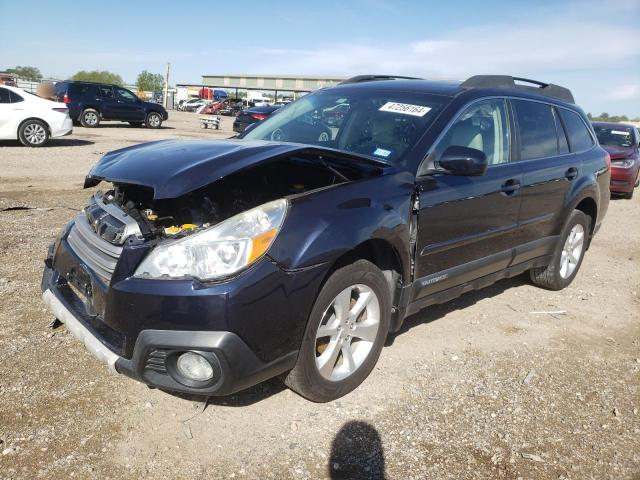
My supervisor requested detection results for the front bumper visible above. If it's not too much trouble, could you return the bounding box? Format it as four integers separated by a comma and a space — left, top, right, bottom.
610, 165, 639, 193
42, 280, 297, 396
41, 223, 327, 395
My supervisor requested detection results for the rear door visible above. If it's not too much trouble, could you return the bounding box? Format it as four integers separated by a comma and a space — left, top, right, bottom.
510, 99, 581, 263
414, 98, 522, 299
95, 85, 117, 119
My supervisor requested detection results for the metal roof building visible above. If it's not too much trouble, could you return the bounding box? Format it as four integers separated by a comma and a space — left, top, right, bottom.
200, 74, 345, 93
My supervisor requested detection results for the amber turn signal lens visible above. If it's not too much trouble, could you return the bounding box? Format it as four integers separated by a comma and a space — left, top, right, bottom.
248, 229, 278, 263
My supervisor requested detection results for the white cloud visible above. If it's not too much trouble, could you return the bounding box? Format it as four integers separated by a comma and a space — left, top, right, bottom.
605, 84, 640, 101
257, 22, 640, 80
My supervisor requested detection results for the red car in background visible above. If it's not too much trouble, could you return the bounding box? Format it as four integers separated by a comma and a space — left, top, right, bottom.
593, 122, 640, 199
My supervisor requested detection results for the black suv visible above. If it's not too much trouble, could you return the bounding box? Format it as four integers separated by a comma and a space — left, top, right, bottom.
42, 75, 609, 402
53, 81, 168, 128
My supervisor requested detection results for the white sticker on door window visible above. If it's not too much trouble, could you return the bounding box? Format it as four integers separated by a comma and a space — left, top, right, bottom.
379, 102, 431, 117
612, 130, 629, 135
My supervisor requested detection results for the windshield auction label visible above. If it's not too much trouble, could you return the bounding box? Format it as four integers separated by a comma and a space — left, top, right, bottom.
379, 102, 431, 117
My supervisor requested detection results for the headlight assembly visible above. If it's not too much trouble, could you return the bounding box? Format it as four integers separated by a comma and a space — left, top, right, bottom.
134, 198, 287, 281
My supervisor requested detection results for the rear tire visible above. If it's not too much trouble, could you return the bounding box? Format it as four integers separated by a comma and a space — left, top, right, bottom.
284, 260, 391, 402
80, 109, 100, 128
145, 111, 163, 128
623, 189, 634, 200
529, 209, 590, 290
18, 119, 49, 147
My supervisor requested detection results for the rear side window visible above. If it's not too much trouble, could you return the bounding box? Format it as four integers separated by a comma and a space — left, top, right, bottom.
0, 88, 10, 103
69, 83, 94, 96
559, 109, 594, 152
97, 86, 114, 98
512, 99, 558, 160
9, 90, 23, 103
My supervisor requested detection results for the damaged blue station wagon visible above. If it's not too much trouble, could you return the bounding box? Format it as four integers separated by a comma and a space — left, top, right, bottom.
42, 75, 610, 402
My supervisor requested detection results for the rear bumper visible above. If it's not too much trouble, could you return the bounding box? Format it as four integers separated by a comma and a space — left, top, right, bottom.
41, 278, 297, 396
51, 117, 73, 138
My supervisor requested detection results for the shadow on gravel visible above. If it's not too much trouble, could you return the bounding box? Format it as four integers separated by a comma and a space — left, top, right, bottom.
387, 274, 529, 346
0, 139, 94, 147
329, 421, 385, 479
161, 376, 286, 407
86, 124, 175, 130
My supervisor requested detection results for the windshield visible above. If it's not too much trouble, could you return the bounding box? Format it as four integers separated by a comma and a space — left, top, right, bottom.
242, 88, 447, 164
594, 125, 634, 147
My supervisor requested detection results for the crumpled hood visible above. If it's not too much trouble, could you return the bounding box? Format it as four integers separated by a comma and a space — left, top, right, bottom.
601, 144, 635, 160
86, 139, 326, 199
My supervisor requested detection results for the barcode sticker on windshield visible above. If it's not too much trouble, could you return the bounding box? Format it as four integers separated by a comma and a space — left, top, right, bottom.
612, 130, 629, 135
379, 102, 431, 117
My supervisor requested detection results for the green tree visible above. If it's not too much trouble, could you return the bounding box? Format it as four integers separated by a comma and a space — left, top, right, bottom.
70, 70, 123, 85
6, 66, 42, 81
136, 70, 164, 92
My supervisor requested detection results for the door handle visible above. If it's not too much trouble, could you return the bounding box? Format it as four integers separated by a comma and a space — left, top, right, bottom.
501, 179, 521, 195
565, 167, 578, 180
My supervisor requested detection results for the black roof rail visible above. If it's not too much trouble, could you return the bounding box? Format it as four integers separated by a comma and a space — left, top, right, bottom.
338, 75, 423, 85
460, 75, 575, 103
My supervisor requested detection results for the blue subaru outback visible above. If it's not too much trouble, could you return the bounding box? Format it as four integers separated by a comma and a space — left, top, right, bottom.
42, 75, 610, 402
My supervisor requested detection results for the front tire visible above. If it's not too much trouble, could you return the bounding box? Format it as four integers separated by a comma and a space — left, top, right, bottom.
145, 111, 163, 128
285, 260, 391, 402
18, 119, 49, 147
529, 210, 590, 290
80, 109, 100, 128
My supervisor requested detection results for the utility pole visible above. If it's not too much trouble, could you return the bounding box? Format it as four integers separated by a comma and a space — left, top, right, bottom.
163, 62, 170, 108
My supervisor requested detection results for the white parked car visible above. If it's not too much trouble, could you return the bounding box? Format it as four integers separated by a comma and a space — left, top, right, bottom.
0, 85, 73, 147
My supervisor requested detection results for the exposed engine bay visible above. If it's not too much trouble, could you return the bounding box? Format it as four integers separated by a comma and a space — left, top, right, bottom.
89, 154, 381, 243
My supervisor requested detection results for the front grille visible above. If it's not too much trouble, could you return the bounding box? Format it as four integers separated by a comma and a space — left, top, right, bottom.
67, 212, 123, 283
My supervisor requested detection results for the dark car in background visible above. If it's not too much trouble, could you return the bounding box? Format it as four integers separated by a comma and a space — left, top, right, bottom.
593, 122, 640, 199
232, 105, 281, 133
42, 75, 609, 402
53, 81, 168, 128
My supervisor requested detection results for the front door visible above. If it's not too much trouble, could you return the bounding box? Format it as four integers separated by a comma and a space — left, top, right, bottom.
113, 87, 145, 121
413, 98, 522, 300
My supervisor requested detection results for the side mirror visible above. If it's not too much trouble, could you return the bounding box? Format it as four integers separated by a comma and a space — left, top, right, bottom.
437, 145, 488, 176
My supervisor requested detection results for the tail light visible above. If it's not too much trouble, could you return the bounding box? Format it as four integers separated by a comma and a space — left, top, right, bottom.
62, 94, 71, 103
250, 113, 267, 121
52, 107, 68, 113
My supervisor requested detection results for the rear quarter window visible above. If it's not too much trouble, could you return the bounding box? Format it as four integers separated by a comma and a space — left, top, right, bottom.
512, 99, 559, 160
8, 90, 24, 103
69, 83, 95, 96
559, 109, 594, 152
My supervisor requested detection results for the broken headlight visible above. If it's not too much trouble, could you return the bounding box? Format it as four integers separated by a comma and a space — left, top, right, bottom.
134, 199, 287, 281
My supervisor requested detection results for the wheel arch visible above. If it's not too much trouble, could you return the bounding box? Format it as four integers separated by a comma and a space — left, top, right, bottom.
319, 238, 406, 309
17, 117, 51, 136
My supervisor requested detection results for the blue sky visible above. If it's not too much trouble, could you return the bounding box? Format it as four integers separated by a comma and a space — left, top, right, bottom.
1, 0, 639, 116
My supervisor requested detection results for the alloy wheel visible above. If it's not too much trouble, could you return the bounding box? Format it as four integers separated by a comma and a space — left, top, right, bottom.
84, 112, 98, 126
315, 284, 380, 381
148, 113, 161, 127
23, 123, 46, 145
559, 223, 585, 279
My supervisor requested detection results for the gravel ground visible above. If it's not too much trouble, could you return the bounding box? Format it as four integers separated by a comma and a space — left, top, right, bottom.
0, 112, 638, 479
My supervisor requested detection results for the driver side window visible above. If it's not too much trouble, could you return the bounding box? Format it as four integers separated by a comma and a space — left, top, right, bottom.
433, 99, 510, 166
116, 88, 137, 102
